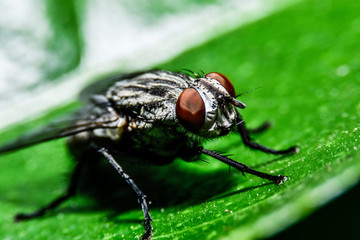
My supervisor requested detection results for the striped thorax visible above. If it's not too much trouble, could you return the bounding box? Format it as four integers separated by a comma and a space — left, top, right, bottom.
104, 70, 245, 138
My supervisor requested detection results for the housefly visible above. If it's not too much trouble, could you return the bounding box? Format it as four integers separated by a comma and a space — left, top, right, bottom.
0, 70, 298, 240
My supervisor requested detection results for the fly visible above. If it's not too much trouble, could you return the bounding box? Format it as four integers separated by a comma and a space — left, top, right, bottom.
0, 70, 298, 240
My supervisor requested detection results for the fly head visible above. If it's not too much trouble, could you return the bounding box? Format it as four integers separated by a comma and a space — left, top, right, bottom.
176, 72, 246, 138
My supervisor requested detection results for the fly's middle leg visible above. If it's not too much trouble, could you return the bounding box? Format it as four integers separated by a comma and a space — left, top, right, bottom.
198, 147, 287, 185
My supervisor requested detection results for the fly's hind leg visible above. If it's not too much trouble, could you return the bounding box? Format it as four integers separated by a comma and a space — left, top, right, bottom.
15, 159, 84, 222
98, 147, 152, 240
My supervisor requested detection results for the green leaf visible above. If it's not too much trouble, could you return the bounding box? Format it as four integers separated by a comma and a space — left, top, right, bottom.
1, 0, 360, 239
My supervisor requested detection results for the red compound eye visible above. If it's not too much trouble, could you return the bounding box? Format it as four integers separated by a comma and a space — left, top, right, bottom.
206, 72, 236, 97
176, 88, 205, 132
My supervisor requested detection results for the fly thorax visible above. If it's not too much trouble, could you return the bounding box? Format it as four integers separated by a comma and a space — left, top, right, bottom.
106, 71, 189, 123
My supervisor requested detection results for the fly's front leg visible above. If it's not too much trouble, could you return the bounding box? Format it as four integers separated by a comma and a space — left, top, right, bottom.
198, 147, 287, 185
247, 121, 271, 134
236, 113, 298, 155
98, 147, 152, 240
15, 159, 84, 222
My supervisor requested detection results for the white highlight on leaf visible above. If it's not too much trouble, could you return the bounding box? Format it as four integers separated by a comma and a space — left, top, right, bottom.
0, 0, 301, 129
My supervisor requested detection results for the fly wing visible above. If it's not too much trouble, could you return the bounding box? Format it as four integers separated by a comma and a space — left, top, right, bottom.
0, 70, 137, 155
0, 112, 119, 154
0, 70, 160, 154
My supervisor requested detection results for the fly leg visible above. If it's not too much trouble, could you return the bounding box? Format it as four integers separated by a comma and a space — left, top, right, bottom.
198, 147, 287, 185
236, 114, 298, 155
247, 121, 271, 134
98, 147, 152, 240
15, 159, 84, 222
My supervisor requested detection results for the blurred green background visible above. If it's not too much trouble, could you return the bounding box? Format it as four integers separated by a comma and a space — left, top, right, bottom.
0, 0, 359, 239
